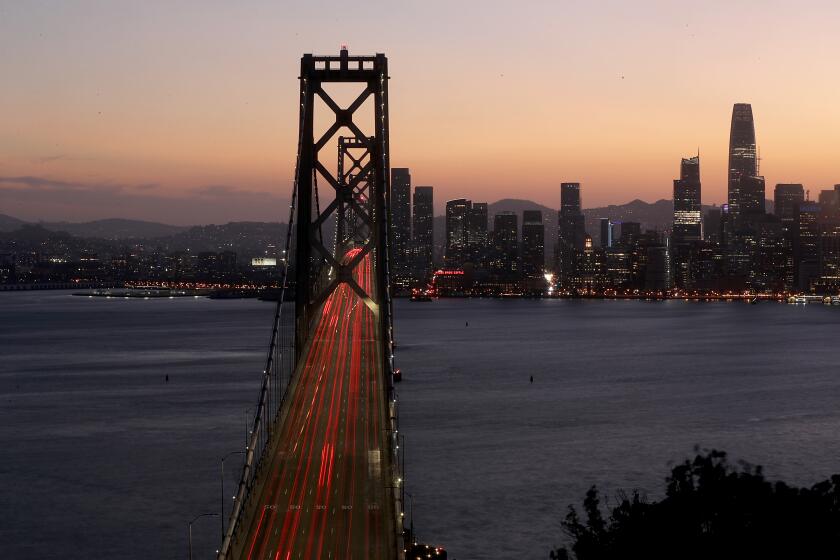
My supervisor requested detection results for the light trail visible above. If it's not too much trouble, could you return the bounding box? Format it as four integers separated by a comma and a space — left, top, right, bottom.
238, 248, 393, 560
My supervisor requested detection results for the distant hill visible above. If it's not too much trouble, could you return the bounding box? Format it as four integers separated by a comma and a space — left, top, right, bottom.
0, 215, 288, 261
149, 221, 287, 258
0, 214, 27, 233
583, 198, 677, 240
0, 224, 123, 257
488, 198, 555, 217
0, 220, 289, 263
2, 196, 776, 260
0, 215, 189, 238
37, 218, 188, 239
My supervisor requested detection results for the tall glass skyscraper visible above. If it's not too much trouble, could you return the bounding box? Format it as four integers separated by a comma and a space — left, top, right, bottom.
390, 168, 412, 273
445, 199, 471, 267
673, 155, 702, 242
559, 183, 585, 247
599, 217, 612, 249
521, 210, 545, 279
411, 186, 434, 282
727, 103, 758, 220
468, 202, 489, 265
491, 211, 519, 280
557, 182, 586, 285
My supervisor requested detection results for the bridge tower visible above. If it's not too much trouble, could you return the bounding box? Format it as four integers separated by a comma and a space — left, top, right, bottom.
217, 49, 403, 560
295, 48, 395, 382
335, 135, 375, 250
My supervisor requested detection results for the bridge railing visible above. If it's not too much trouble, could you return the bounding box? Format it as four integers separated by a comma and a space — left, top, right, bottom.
217, 297, 295, 558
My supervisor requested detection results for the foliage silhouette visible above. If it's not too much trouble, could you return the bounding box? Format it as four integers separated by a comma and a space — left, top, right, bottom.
551, 448, 840, 560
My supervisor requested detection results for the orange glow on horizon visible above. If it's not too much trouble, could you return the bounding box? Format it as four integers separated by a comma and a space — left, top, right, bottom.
2, 2, 840, 222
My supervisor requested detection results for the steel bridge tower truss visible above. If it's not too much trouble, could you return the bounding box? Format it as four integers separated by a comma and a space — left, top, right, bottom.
217, 50, 402, 560
335, 135, 374, 250
295, 49, 394, 380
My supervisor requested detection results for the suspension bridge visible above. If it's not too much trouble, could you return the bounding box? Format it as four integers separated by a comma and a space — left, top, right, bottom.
216, 49, 406, 560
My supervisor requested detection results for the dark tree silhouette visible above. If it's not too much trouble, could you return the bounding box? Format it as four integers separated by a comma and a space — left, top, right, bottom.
551, 449, 840, 560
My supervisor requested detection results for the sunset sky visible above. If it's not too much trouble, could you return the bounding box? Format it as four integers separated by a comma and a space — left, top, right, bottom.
2, 0, 840, 224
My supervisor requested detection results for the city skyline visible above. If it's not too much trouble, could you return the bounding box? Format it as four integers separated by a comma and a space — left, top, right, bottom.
3, 2, 840, 223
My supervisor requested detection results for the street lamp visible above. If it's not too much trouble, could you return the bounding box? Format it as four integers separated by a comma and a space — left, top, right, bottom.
188, 512, 219, 560
399, 434, 406, 508
221, 450, 246, 542
405, 492, 415, 545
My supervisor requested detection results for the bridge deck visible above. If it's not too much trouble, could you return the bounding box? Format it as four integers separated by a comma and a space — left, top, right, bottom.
235, 249, 395, 560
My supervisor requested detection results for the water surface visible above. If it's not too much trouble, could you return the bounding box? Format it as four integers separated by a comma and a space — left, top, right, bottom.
2, 293, 839, 559
396, 298, 840, 559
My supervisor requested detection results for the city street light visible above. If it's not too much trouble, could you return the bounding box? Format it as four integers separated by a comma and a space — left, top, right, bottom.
221, 450, 246, 542
188, 512, 219, 560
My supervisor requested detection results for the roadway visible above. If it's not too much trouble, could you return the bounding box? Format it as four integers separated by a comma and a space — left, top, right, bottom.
235, 248, 396, 560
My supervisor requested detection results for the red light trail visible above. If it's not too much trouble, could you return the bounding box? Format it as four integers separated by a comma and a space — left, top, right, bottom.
238, 248, 394, 559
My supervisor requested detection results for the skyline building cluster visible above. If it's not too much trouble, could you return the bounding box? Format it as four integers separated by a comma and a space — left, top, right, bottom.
8, 102, 837, 298
390, 103, 840, 297
664, 104, 840, 294
390, 168, 435, 289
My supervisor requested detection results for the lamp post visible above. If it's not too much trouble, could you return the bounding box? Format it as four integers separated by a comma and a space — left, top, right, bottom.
405, 492, 415, 545
188, 512, 219, 560
399, 434, 406, 509
221, 450, 246, 543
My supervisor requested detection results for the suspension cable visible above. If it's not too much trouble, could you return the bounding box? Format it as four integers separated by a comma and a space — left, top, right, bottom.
217, 74, 310, 560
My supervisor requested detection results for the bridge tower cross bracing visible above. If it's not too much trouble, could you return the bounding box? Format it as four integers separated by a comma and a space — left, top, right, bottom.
295, 49, 395, 383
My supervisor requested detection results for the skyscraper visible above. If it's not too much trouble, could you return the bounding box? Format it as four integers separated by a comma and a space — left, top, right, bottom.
774, 184, 804, 289
796, 202, 821, 290
672, 155, 702, 243
412, 186, 434, 283
468, 202, 489, 265
390, 168, 412, 282
572, 235, 608, 291
671, 155, 702, 289
619, 222, 641, 245
727, 103, 758, 221
738, 175, 766, 217
774, 184, 805, 223
818, 195, 840, 292
557, 182, 586, 285
521, 210, 545, 279
445, 199, 471, 267
704, 208, 722, 245
818, 186, 840, 221
599, 218, 612, 249
490, 212, 519, 281
559, 183, 586, 248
